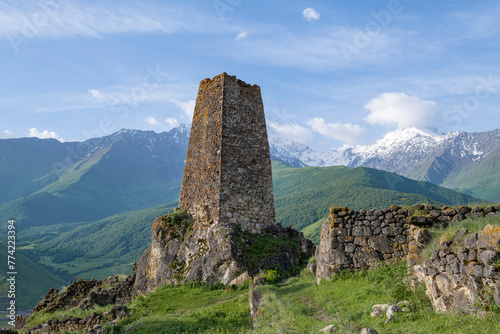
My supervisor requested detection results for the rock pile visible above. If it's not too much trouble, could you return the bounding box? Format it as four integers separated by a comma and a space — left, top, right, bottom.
16, 268, 136, 333
370, 301, 409, 323
414, 224, 500, 313
24, 306, 127, 334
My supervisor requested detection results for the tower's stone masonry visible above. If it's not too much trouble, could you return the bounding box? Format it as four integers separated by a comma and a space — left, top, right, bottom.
179, 73, 275, 233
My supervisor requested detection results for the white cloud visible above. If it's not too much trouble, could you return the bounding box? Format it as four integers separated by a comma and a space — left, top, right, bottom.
364, 92, 438, 129
165, 118, 178, 127
28, 127, 64, 141
1, 130, 14, 139
145, 116, 160, 126
88, 89, 105, 100
235, 31, 248, 40
171, 99, 196, 118
306, 118, 365, 146
0, 1, 228, 42
302, 8, 320, 22
268, 122, 313, 144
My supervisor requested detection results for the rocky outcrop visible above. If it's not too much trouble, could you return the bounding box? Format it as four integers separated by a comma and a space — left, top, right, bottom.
24, 306, 127, 334
133, 211, 314, 295
414, 224, 500, 313
315, 204, 500, 283
17, 270, 136, 333
30, 269, 136, 314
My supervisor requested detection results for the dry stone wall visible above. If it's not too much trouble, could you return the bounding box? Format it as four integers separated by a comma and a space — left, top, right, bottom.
414, 224, 500, 313
316, 204, 500, 283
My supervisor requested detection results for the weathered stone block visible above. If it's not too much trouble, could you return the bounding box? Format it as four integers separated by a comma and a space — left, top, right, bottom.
478, 250, 498, 265
472, 265, 484, 278
483, 265, 498, 278
452, 286, 477, 313
370, 235, 394, 254
468, 249, 477, 262
394, 234, 406, 244
478, 224, 500, 252
462, 233, 478, 249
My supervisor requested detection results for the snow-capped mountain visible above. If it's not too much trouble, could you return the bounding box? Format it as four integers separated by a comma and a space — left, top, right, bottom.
269, 127, 500, 200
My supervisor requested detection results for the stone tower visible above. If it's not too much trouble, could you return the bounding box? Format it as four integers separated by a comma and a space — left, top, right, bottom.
132, 73, 313, 294
178, 73, 275, 233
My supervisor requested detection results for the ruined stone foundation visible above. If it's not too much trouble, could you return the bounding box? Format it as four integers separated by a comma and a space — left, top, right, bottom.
133, 74, 314, 295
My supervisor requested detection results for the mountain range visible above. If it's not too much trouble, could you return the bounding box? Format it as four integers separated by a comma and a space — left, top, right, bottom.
0, 125, 486, 308
2, 125, 495, 230
270, 127, 500, 200
0, 125, 189, 229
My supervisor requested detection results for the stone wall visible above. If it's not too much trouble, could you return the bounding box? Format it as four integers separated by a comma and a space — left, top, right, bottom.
178, 73, 275, 233
414, 224, 500, 313
315, 204, 500, 283
178, 74, 224, 225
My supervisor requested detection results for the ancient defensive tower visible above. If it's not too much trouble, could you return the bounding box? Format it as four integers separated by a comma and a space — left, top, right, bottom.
133, 73, 313, 293
178, 73, 275, 233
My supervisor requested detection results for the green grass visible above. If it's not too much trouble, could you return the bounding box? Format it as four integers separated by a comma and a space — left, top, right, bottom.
234, 227, 304, 277
24, 261, 500, 334
116, 283, 252, 333
252, 265, 500, 334
21, 203, 177, 281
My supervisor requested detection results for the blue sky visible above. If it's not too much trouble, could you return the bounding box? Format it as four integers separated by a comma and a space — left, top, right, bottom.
1, 0, 499, 150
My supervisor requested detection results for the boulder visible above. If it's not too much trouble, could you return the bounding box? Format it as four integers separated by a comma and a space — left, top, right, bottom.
320, 324, 336, 333
360, 329, 378, 334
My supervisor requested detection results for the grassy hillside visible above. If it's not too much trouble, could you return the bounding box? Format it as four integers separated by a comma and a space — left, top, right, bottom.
0, 242, 67, 310
24, 213, 500, 333
442, 151, 500, 201
301, 216, 328, 245
0, 130, 187, 230
20, 203, 176, 281
0, 138, 69, 204
0, 146, 182, 230
272, 161, 478, 231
